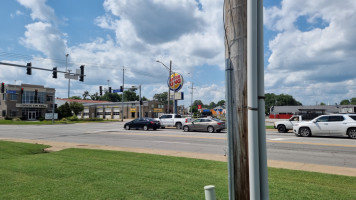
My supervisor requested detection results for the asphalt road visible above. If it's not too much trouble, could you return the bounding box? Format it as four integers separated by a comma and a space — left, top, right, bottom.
1, 122, 356, 170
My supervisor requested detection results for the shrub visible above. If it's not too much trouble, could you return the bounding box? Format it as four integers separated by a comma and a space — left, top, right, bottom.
68, 115, 79, 121
12, 117, 21, 121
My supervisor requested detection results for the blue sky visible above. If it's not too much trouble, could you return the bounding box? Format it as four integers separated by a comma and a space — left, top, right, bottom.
1, 0, 356, 107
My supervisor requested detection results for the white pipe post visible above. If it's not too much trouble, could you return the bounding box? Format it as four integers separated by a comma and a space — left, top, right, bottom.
248, 0, 261, 199
204, 185, 216, 200
257, 0, 269, 198
225, 58, 236, 200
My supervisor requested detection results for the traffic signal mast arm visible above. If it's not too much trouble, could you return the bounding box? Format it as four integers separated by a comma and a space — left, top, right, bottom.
0, 61, 85, 79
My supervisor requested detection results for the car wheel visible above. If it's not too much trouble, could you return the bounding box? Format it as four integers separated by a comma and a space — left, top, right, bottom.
125, 125, 130, 130
176, 122, 182, 129
277, 125, 287, 133
299, 127, 311, 137
153, 128, 157, 130
183, 125, 190, 132
207, 126, 214, 133
348, 128, 356, 139
161, 126, 165, 129
144, 125, 149, 131
216, 129, 221, 133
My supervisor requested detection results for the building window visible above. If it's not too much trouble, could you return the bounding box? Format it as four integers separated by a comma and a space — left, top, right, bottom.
10, 94, 17, 101
113, 112, 120, 115
10, 110, 17, 117
22, 91, 45, 104
2, 110, 6, 117
105, 112, 111, 115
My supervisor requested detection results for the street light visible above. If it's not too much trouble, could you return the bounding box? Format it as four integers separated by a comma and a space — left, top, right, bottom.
156, 60, 172, 114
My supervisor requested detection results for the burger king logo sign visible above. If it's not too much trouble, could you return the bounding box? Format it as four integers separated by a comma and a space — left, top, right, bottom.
167, 72, 184, 92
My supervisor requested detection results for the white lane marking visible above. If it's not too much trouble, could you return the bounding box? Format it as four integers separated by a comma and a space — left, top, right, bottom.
269, 137, 303, 141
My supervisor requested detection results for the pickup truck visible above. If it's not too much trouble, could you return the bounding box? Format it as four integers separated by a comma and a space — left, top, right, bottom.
274, 115, 302, 133
156, 114, 193, 129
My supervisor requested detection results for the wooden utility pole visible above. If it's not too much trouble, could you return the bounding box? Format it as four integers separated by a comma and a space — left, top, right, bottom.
224, 0, 249, 199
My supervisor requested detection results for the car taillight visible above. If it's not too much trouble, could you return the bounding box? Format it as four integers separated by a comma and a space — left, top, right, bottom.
150, 121, 155, 124
217, 123, 222, 125
185, 119, 187, 123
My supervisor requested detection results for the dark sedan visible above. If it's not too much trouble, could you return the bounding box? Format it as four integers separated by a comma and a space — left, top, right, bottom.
124, 118, 161, 131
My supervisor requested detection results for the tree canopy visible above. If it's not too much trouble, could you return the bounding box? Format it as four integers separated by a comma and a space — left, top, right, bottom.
265, 93, 302, 115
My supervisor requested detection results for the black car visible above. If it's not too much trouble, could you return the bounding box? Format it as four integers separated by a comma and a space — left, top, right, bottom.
124, 118, 161, 131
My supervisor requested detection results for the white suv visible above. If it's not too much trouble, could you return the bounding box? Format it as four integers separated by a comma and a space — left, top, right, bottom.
293, 114, 356, 139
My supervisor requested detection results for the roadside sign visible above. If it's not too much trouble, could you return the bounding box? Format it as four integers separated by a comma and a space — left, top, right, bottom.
167, 72, 184, 92
45, 113, 58, 120
65, 73, 79, 80
113, 89, 122, 93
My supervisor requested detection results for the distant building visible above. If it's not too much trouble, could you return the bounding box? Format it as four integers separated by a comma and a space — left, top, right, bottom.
0, 83, 55, 120
269, 105, 356, 119
56, 98, 175, 120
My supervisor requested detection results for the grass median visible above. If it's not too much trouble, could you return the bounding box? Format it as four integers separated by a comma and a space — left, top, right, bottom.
1, 141, 356, 199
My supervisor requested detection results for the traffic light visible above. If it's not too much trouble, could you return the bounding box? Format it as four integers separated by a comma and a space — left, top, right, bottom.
140, 100, 143, 105
21, 88, 24, 95
99, 86, 102, 96
52, 67, 57, 78
35, 89, 38, 96
26, 62, 32, 75
79, 65, 84, 82
1, 83, 4, 93
109, 87, 112, 93
120, 86, 123, 92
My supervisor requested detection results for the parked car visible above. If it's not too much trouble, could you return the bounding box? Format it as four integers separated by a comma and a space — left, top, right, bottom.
293, 114, 356, 139
155, 114, 194, 129
124, 118, 161, 131
183, 118, 225, 133
274, 115, 302, 133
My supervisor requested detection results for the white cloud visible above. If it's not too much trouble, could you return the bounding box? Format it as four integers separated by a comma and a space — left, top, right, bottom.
264, 0, 356, 105
17, 0, 58, 24
20, 22, 67, 59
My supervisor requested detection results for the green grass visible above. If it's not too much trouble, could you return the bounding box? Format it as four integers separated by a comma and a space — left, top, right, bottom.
1, 141, 356, 199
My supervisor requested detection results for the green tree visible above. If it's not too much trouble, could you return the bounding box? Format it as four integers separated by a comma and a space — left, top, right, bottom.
90, 92, 101, 100
69, 102, 84, 116
57, 102, 72, 118
122, 90, 139, 101
69, 96, 81, 100
350, 98, 356, 105
265, 93, 302, 115
340, 99, 350, 105
320, 102, 326, 105
193, 100, 204, 107
208, 102, 217, 109
82, 91, 90, 100
153, 92, 168, 104
217, 100, 226, 106
100, 93, 121, 102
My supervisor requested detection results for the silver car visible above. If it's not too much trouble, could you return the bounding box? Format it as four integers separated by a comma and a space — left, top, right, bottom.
183, 118, 225, 133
